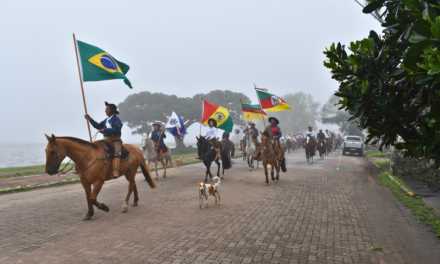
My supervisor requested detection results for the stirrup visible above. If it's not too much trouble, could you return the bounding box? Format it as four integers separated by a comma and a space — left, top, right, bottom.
111, 171, 120, 179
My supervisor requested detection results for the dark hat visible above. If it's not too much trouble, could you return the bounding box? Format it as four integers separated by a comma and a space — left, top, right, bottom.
207, 118, 217, 127
308, 126, 312, 129
152, 123, 162, 128
248, 122, 256, 126
268, 117, 279, 125
105, 101, 119, 114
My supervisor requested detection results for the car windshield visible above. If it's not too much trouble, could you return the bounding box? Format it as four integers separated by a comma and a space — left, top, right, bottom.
347, 137, 361, 141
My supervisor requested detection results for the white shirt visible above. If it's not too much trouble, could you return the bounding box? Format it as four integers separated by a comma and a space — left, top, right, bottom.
203, 126, 217, 139
242, 132, 246, 139
106, 115, 114, 129
305, 130, 315, 137
325, 132, 331, 138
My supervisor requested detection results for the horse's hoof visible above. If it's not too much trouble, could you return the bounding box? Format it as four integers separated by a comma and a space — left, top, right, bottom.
163, 175, 166, 178
264, 183, 268, 186
274, 180, 278, 183
155, 176, 159, 180
132, 202, 138, 207
249, 168, 252, 171
101, 204, 110, 212
82, 215, 92, 221
121, 207, 128, 213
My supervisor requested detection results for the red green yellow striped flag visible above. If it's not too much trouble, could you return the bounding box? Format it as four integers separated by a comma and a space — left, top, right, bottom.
201, 101, 233, 132
256, 90, 292, 111
242, 103, 266, 120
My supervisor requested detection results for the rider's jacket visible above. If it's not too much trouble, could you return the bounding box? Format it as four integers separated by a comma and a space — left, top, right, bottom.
203, 126, 217, 140
267, 125, 282, 138
305, 130, 315, 137
89, 115, 123, 137
250, 127, 259, 138
317, 133, 326, 140
151, 129, 166, 148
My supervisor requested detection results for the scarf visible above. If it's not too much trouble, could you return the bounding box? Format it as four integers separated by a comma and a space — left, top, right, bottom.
270, 125, 281, 135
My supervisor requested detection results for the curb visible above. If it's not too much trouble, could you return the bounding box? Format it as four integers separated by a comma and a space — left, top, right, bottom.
385, 172, 416, 197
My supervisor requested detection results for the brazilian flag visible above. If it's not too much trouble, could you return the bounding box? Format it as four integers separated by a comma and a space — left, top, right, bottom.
76, 40, 132, 88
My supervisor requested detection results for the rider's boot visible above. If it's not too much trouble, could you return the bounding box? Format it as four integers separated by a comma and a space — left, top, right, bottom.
252, 144, 261, 160
214, 147, 221, 160
112, 158, 121, 179
158, 149, 163, 160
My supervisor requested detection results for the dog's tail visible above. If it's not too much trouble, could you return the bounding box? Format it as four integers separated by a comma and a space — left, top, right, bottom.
141, 161, 157, 188
213, 176, 221, 183
280, 158, 287, 173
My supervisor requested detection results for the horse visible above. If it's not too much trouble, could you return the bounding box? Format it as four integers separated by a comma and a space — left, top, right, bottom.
303, 135, 315, 163
196, 136, 232, 182
44, 134, 157, 220
259, 131, 287, 185
285, 138, 294, 153
222, 131, 235, 159
316, 139, 326, 159
324, 138, 333, 154
332, 138, 337, 151
240, 140, 246, 161
244, 128, 259, 171
142, 133, 175, 180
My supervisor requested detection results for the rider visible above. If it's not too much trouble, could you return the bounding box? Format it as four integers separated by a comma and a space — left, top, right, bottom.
151, 123, 167, 159
317, 129, 326, 141
200, 118, 221, 159
325, 129, 331, 138
85, 101, 123, 179
266, 117, 283, 156
305, 126, 315, 137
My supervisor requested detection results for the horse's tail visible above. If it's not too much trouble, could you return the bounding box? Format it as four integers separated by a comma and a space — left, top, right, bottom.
230, 140, 235, 157
167, 155, 176, 168
221, 148, 232, 170
141, 161, 157, 188
281, 158, 287, 172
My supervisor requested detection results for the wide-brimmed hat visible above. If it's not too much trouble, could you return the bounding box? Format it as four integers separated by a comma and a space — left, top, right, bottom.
248, 122, 256, 126
207, 118, 217, 127
152, 123, 162, 128
308, 126, 312, 129
105, 101, 120, 114
268, 117, 279, 125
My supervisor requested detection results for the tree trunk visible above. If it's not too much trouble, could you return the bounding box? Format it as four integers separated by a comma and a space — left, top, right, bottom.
174, 134, 186, 148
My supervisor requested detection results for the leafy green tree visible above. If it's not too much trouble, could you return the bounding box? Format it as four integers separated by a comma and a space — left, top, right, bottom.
321, 95, 365, 138
323, 0, 440, 165
118, 90, 251, 147
270, 92, 320, 134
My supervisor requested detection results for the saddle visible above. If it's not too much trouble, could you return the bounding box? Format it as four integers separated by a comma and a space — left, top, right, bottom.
154, 142, 169, 154
98, 140, 131, 162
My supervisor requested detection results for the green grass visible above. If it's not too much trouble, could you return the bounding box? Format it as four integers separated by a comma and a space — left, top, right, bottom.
0, 171, 47, 180
378, 171, 440, 238
364, 150, 390, 159
375, 161, 390, 167
0, 163, 72, 173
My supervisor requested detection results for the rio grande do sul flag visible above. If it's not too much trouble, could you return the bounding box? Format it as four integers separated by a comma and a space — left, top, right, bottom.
256, 90, 292, 111
201, 101, 233, 132
76, 40, 132, 88
242, 103, 267, 120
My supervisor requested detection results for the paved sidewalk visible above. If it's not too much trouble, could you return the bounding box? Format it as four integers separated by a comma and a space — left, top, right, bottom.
0, 151, 439, 263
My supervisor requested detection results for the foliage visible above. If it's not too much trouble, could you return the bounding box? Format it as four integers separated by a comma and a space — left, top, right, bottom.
378, 171, 440, 237
321, 95, 365, 137
118, 90, 251, 147
374, 160, 390, 167
270, 92, 320, 134
364, 150, 390, 158
323, 0, 440, 165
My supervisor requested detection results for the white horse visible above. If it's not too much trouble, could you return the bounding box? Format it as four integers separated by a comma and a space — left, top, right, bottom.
244, 129, 259, 171
141, 134, 174, 179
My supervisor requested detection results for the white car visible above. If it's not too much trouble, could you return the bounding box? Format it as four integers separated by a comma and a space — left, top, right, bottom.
343, 136, 364, 156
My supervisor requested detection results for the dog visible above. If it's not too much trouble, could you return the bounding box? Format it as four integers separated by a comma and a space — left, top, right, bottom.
198, 176, 221, 208
175, 157, 183, 166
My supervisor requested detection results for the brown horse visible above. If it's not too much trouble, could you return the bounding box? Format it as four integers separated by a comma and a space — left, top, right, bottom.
303, 135, 315, 163
259, 131, 287, 185
324, 138, 333, 154
44, 134, 157, 221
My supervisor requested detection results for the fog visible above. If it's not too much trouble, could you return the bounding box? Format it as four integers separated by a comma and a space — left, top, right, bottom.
0, 0, 382, 145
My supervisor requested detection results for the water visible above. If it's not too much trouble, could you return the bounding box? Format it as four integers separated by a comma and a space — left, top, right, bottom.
0, 144, 49, 168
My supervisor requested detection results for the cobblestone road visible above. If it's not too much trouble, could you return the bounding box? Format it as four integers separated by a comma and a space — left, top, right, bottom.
0, 150, 439, 263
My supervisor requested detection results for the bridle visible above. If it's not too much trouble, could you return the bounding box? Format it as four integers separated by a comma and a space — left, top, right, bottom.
260, 134, 276, 157
199, 138, 214, 159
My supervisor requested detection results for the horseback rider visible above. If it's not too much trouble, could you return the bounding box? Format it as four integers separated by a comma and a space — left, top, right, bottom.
325, 129, 331, 138
317, 129, 326, 141
200, 118, 221, 159
84, 101, 123, 179
305, 126, 315, 138
151, 123, 167, 159
266, 117, 283, 156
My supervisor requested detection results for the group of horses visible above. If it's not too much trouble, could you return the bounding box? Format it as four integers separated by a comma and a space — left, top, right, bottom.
304, 136, 342, 163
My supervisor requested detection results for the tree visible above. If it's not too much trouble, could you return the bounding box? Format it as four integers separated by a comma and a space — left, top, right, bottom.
118, 90, 251, 147
321, 95, 365, 138
270, 92, 320, 134
323, 0, 440, 165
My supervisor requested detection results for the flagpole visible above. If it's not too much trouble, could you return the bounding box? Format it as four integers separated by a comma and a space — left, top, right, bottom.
199, 95, 203, 136
73, 33, 93, 143
254, 83, 267, 130
157, 109, 174, 147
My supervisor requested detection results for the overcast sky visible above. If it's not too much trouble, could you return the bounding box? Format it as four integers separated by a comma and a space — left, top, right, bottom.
0, 0, 382, 145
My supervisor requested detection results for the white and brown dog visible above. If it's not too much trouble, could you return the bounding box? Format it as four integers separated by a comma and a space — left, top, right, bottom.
198, 176, 221, 208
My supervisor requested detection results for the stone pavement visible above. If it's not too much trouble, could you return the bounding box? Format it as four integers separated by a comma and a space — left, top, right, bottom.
0, 150, 439, 263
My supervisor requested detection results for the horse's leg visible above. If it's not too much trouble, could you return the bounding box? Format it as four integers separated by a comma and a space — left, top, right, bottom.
215, 159, 221, 178
275, 161, 281, 182
161, 157, 167, 178
122, 177, 136, 213
132, 181, 139, 207
270, 162, 275, 181
154, 160, 159, 179
80, 179, 94, 220
263, 161, 269, 186
208, 162, 213, 182
90, 180, 109, 214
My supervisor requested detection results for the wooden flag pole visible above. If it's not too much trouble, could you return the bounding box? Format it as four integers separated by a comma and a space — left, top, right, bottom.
199, 96, 204, 136
157, 109, 174, 146
254, 83, 267, 130
73, 33, 93, 142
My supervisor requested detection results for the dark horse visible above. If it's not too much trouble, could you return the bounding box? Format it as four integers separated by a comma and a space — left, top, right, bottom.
285, 138, 294, 153
317, 139, 326, 159
303, 135, 316, 163
196, 136, 232, 182
222, 131, 235, 158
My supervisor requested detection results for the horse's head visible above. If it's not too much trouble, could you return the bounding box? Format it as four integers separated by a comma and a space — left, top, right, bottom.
260, 131, 270, 151
196, 136, 207, 158
44, 134, 66, 175
141, 133, 150, 149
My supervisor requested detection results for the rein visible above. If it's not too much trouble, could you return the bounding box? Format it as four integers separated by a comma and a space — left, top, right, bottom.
201, 139, 214, 159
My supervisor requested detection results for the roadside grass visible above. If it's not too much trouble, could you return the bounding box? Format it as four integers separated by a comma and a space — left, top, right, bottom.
374, 161, 390, 167
378, 171, 440, 238
364, 150, 390, 159
0, 171, 47, 180
0, 163, 72, 173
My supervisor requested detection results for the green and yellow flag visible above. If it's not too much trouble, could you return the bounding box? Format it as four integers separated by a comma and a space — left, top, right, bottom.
76, 40, 132, 88
201, 100, 233, 132
242, 103, 267, 120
